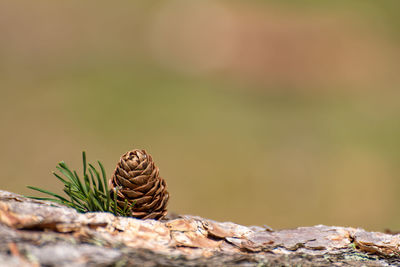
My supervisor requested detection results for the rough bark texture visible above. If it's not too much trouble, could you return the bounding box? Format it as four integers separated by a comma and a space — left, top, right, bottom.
0, 190, 399, 266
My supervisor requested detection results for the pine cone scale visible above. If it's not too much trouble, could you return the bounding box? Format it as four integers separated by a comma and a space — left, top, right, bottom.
135, 179, 157, 192
154, 194, 168, 211
134, 195, 153, 205
144, 179, 160, 196
135, 198, 159, 211
137, 161, 147, 169
129, 170, 142, 177
118, 168, 130, 179
120, 160, 131, 171
121, 189, 144, 198
129, 175, 149, 185
151, 167, 158, 177
116, 175, 136, 189
131, 211, 148, 217
126, 161, 137, 170
142, 163, 153, 175
143, 212, 161, 220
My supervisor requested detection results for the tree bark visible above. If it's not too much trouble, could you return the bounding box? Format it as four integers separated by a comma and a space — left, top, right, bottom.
0, 190, 399, 266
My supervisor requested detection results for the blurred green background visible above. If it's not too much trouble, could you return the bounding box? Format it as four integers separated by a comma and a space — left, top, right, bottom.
1, 0, 399, 231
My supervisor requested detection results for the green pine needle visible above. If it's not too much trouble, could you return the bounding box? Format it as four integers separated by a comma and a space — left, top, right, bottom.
27, 151, 134, 217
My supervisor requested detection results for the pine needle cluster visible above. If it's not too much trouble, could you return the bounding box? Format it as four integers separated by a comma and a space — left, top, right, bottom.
27, 152, 134, 216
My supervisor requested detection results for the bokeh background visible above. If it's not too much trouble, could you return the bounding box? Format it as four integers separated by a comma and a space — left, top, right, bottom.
1, 0, 399, 231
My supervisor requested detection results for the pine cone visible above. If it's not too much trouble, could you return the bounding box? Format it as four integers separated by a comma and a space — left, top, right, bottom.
109, 149, 169, 220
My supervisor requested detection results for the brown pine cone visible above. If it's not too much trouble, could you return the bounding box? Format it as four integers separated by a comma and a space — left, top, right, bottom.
109, 149, 169, 220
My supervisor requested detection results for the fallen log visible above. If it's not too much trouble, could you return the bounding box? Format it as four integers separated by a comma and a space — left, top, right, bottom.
0, 190, 399, 266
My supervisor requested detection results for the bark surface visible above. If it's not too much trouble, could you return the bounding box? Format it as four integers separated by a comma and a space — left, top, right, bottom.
0, 190, 399, 266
